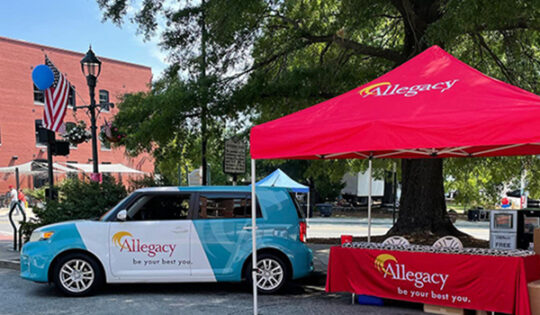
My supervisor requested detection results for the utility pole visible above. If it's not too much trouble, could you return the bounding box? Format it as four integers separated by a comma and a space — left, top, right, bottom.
200, 0, 208, 185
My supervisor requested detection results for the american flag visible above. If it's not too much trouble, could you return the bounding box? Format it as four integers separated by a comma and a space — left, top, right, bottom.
43, 55, 71, 132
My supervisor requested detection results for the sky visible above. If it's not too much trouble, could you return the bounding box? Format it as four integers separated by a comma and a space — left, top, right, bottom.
0, 0, 168, 77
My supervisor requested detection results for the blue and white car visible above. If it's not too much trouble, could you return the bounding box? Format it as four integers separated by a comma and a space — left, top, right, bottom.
20, 186, 313, 296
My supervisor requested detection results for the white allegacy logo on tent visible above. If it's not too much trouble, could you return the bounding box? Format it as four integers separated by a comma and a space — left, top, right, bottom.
359, 79, 459, 98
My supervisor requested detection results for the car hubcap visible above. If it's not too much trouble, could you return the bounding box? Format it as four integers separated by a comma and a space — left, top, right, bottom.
256, 258, 283, 291
59, 259, 94, 293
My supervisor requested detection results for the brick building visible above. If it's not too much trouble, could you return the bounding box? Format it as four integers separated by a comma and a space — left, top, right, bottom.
0, 36, 154, 192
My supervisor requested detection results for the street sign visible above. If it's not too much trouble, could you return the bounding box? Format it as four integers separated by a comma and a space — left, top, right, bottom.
52, 141, 70, 156
224, 139, 246, 174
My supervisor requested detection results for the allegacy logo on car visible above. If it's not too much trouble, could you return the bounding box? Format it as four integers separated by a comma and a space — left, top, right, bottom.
112, 231, 177, 257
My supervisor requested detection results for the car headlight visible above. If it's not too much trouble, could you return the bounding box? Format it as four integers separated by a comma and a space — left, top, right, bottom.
29, 231, 54, 242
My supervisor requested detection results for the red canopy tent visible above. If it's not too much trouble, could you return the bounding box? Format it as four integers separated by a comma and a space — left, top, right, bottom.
247, 46, 540, 314
251, 45, 540, 160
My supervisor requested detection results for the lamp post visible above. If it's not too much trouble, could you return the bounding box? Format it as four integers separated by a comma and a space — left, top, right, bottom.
80, 47, 102, 177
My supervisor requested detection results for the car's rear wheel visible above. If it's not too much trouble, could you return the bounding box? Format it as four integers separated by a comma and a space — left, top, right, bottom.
246, 253, 288, 294
53, 252, 102, 297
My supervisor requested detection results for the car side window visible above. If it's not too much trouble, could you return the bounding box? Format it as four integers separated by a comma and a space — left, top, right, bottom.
128, 194, 191, 221
198, 193, 261, 219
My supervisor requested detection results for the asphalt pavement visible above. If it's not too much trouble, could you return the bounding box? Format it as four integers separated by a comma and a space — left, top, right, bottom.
0, 268, 424, 315
0, 241, 425, 314
0, 210, 490, 314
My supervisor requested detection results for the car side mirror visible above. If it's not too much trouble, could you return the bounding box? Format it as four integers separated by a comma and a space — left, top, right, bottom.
116, 209, 127, 221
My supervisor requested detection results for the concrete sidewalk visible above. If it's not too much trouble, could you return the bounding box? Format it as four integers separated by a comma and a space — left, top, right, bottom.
0, 241, 20, 270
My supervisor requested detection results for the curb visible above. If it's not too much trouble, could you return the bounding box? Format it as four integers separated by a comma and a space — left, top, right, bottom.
0, 259, 19, 270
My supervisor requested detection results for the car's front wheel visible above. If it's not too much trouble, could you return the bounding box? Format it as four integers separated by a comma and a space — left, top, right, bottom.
52, 252, 103, 297
246, 253, 288, 294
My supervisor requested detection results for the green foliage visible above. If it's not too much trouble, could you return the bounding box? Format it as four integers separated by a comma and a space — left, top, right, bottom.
97, 0, 540, 211
20, 177, 127, 238
23, 186, 46, 203
111, 74, 236, 184
257, 159, 347, 202
445, 156, 540, 209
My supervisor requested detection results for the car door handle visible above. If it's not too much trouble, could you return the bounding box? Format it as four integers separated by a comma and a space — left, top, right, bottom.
173, 228, 189, 234
242, 226, 258, 230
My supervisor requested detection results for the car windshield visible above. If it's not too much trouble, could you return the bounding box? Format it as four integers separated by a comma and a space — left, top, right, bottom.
99, 195, 131, 221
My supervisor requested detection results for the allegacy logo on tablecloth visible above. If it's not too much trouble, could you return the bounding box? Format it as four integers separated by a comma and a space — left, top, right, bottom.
112, 231, 177, 257
359, 79, 459, 97
374, 254, 449, 290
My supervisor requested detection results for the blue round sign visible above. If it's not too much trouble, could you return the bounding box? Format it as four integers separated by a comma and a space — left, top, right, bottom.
32, 64, 54, 90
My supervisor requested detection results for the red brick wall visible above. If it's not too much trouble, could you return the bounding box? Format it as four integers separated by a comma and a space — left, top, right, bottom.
0, 37, 154, 192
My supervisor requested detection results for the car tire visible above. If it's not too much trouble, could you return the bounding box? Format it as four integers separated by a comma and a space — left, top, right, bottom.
246, 253, 288, 294
52, 252, 103, 297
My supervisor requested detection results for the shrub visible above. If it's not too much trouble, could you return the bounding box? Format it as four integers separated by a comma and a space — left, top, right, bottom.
21, 176, 127, 239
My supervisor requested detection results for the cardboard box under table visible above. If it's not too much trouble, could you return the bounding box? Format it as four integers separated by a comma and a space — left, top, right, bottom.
325, 246, 540, 315
529, 280, 540, 315
423, 304, 464, 315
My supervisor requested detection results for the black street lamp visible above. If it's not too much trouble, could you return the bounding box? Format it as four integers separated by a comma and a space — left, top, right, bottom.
74, 46, 116, 181
80, 46, 102, 176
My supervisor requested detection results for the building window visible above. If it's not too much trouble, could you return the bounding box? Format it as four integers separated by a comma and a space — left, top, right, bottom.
33, 84, 44, 104
100, 125, 111, 150
34, 84, 75, 106
67, 86, 76, 107
99, 90, 110, 112
33, 175, 47, 188
35, 120, 47, 146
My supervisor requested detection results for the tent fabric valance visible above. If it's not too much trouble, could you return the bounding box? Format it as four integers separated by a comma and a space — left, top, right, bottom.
0, 161, 145, 175
256, 169, 309, 193
62, 162, 146, 174
250, 46, 540, 160
0, 161, 69, 174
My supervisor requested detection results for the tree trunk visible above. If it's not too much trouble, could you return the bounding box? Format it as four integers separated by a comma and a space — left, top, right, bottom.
389, 159, 464, 236
386, 1, 464, 237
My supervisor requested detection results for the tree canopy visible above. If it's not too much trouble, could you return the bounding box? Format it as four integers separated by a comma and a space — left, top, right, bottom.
98, 0, 540, 213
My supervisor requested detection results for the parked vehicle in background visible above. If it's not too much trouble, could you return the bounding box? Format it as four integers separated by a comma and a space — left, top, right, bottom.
506, 189, 540, 209
316, 203, 333, 217
20, 186, 313, 296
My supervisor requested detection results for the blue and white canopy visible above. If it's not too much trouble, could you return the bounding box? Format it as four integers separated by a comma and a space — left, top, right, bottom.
256, 169, 309, 193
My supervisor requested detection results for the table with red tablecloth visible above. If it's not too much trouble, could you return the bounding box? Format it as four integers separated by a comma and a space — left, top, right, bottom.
326, 246, 540, 315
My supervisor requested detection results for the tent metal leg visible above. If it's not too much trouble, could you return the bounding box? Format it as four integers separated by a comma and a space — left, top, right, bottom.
251, 159, 258, 315
367, 159, 372, 243
306, 191, 310, 240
